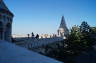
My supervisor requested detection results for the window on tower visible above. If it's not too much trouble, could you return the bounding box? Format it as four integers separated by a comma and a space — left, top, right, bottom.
7, 17, 9, 21
3, 15, 6, 21
0, 14, 2, 20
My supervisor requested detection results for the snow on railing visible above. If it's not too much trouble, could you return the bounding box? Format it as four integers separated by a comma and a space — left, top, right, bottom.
18, 37, 64, 48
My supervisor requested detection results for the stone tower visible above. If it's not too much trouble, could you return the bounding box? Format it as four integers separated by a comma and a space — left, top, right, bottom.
0, 0, 14, 42
57, 16, 69, 38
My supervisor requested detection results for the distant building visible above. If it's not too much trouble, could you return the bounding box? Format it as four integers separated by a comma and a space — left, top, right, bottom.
57, 16, 69, 38
0, 0, 14, 42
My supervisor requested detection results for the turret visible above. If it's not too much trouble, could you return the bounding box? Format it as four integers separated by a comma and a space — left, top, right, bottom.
58, 16, 69, 39
0, 0, 14, 42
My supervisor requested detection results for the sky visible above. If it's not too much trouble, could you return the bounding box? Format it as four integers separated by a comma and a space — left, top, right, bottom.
4, 0, 96, 35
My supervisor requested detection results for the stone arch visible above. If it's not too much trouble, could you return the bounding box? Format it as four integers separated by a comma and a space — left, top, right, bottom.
0, 22, 3, 40
5, 23, 11, 41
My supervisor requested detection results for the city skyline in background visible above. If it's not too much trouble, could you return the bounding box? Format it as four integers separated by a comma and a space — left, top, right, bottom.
4, 0, 96, 35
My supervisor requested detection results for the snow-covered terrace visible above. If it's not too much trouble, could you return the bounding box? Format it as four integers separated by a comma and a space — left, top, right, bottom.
0, 40, 63, 63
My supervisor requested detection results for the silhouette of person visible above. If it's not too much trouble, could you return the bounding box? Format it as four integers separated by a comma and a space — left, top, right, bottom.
27, 34, 30, 38
31, 32, 34, 37
36, 34, 39, 39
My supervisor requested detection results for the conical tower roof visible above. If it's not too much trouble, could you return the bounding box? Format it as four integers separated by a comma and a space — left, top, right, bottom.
59, 16, 69, 35
0, 0, 13, 16
0, 0, 9, 11
59, 16, 67, 28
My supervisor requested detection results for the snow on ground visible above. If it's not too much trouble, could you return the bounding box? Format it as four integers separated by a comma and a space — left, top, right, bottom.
0, 40, 62, 63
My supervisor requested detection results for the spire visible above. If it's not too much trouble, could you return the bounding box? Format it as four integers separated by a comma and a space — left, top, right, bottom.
0, 0, 13, 16
59, 16, 67, 28
0, 0, 9, 11
58, 16, 69, 38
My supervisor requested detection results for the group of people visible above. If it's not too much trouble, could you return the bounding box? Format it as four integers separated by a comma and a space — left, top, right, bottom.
27, 32, 39, 39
